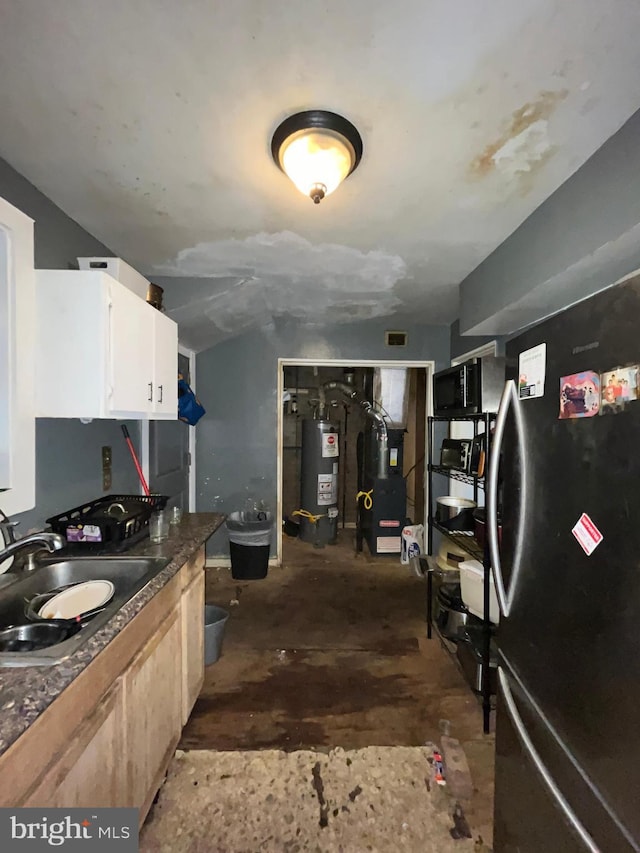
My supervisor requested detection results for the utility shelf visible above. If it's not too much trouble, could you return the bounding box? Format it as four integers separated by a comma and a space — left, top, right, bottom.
430, 520, 484, 562
427, 410, 494, 734
429, 465, 485, 488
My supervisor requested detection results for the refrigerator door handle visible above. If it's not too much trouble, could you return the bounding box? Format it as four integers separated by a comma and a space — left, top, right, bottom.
488, 381, 513, 616
498, 668, 600, 853
488, 380, 527, 618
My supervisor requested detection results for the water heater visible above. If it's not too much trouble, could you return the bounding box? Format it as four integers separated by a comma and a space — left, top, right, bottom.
299, 418, 339, 546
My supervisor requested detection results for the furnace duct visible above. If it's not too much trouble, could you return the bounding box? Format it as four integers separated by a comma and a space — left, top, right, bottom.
320, 377, 389, 480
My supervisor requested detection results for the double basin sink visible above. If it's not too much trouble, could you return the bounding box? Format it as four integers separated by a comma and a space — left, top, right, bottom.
0, 556, 169, 667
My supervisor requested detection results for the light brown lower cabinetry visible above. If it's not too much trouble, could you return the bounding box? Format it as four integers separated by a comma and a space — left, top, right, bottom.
22, 679, 126, 808
0, 545, 206, 824
125, 606, 182, 815
181, 570, 205, 725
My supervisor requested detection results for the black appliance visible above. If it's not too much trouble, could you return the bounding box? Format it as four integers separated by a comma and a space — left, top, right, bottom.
356, 427, 406, 556
433, 583, 469, 641
433, 356, 505, 416
468, 434, 485, 477
491, 275, 640, 852
439, 437, 472, 472
456, 624, 498, 694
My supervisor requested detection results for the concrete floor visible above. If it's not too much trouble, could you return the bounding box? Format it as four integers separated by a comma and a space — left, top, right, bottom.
143, 532, 495, 850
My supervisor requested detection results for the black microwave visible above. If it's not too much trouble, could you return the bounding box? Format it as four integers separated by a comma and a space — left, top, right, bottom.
433, 356, 505, 416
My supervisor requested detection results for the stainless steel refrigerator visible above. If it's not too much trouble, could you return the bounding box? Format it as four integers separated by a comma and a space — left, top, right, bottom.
489, 273, 640, 852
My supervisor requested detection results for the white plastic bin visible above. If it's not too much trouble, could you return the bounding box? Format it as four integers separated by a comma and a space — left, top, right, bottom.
77, 257, 150, 300
459, 559, 500, 624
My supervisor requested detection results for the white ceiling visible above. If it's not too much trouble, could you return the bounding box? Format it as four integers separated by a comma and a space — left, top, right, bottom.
2, 0, 640, 348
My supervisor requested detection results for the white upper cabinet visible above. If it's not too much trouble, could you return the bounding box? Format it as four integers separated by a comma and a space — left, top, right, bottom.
108, 280, 154, 415
0, 198, 36, 513
35, 270, 177, 420
152, 310, 178, 418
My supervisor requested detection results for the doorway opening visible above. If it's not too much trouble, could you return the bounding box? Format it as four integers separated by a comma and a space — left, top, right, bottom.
276, 358, 434, 564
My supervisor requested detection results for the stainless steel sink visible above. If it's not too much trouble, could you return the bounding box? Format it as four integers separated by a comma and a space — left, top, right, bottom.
0, 556, 170, 667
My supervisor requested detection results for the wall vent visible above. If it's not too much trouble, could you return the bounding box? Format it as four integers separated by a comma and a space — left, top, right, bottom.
385, 330, 408, 347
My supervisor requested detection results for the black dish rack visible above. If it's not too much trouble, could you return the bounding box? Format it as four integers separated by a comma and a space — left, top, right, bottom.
47, 494, 168, 552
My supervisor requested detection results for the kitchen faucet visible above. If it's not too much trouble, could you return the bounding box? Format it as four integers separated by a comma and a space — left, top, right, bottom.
0, 518, 65, 571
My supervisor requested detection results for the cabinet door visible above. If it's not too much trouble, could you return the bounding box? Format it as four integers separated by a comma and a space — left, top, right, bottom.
0, 199, 35, 512
22, 681, 126, 808
109, 282, 154, 416
181, 571, 205, 725
124, 607, 182, 813
152, 310, 178, 418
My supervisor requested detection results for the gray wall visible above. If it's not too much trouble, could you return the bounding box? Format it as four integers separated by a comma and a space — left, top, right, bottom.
449, 320, 505, 362
0, 156, 142, 531
0, 157, 113, 269
459, 108, 640, 337
17, 419, 143, 531
194, 315, 450, 557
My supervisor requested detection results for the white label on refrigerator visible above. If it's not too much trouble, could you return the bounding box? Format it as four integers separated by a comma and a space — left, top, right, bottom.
389, 448, 398, 467
322, 433, 339, 458
317, 473, 336, 506
376, 536, 401, 553
571, 513, 603, 556
518, 343, 546, 400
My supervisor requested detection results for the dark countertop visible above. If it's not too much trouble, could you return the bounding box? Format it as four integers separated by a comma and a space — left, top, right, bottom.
0, 512, 225, 759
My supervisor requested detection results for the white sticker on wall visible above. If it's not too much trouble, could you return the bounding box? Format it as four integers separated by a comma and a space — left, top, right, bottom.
571, 513, 603, 556
322, 433, 339, 458
518, 343, 547, 400
389, 448, 398, 467
317, 473, 336, 506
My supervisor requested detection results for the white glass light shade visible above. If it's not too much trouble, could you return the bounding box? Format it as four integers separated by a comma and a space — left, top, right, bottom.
279, 130, 355, 201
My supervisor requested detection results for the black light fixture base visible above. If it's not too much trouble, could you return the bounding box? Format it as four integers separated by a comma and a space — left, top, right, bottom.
271, 110, 363, 178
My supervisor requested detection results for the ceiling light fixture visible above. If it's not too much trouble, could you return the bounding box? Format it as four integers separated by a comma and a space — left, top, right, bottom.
271, 110, 363, 204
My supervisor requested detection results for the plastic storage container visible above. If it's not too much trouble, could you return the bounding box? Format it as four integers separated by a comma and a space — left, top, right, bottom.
225, 511, 273, 580
204, 605, 229, 665
458, 559, 500, 624
46, 494, 168, 551
77, 257, 150, 300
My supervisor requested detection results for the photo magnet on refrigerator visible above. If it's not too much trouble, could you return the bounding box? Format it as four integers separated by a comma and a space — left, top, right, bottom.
600, 365, 639, 415
559, 371, 600, 419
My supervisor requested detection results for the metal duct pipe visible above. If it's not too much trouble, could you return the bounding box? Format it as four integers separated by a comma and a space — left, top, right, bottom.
360, 401, 389, 479
317, 383, 327, 419
324, 380, 358, 400
320, 377, 389, 477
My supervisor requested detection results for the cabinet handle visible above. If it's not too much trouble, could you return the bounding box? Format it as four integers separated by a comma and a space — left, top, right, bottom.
148, 382, 153, 402
158, 384, 163, 403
